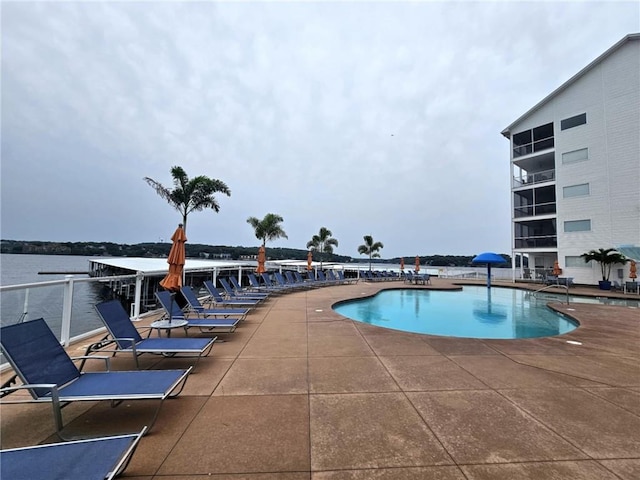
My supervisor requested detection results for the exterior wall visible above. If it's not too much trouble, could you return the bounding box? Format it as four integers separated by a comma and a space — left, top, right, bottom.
507, 38, 640, 285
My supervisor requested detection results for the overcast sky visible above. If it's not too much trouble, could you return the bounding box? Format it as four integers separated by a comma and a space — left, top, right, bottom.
2, 1, 638, 259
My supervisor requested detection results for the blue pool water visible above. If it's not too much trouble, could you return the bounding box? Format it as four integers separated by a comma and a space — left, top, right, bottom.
333, 286, 579, 339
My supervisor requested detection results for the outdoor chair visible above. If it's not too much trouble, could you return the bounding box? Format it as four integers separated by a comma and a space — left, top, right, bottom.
202, 281, 262, 307
219, 278, 269, 300
0, 428, 146, 480
247, 273, 286, 293
284, 271, 313, 289
91, 300, 216, 369
624, 281, 639, 294
155, 290, 241, 333
0, 318, 191, 439
180, 286, 251, 318
229, 276, 271, 297
336, 270, 358, 284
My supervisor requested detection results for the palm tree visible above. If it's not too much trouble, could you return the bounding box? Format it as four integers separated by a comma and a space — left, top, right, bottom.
144, 166, 230, 234
306, 227, 339, 269
581, 248, 628, 284
358, 235, 384, 271
246, 213, 288, 248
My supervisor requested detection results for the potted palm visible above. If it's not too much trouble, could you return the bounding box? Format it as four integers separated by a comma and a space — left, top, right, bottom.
581, 248, 628, 290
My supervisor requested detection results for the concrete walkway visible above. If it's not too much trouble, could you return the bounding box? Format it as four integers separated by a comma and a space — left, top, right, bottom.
1, 279, 639, 479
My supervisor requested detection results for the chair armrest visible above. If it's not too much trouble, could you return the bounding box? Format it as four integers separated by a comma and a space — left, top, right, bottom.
0, 383, 58, 401
71, 355, 111, 371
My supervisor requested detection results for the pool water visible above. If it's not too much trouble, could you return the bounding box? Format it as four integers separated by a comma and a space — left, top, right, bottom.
333, 286, 579, 339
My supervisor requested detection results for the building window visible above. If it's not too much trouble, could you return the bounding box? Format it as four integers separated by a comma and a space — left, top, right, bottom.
562, 148, 589, 164
512, 122, 554, 158
563, 183, 590, 198
564, 219, 591, 232
561, 113, 587, 130
565, 256, 589, 267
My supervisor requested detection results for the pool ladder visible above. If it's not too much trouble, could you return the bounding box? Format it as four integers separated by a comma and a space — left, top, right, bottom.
529, 284, 570, 304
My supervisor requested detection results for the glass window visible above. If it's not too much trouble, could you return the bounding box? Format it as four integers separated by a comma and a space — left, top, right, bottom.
564, 220, 591, 232
533, 122, 553, 140
565, 256, 589, 267
562, 148, 589, 164
563, 183, 590, 198
513, 130, 532, 147
561, 113, 587, 130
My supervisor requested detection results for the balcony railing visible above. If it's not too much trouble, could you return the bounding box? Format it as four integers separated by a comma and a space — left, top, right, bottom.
514, 201, 556, 218
514, 235, 558, 249
513, 137, 554, 158
512, 168, 555, 188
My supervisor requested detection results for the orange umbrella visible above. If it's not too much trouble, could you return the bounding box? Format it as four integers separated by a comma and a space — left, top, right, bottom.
399, 258, 404, 271
630, 260, 637, 279
256, 245, 266, 274
159, 224, 187, 292
415, 256, 420, 273
552, 260, 562, 276
307, 250, 313, 271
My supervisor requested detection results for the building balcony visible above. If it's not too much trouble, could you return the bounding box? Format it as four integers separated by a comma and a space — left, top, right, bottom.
512, 168, 555, 188
514, 201, 556, 218
514, 235, 558, 249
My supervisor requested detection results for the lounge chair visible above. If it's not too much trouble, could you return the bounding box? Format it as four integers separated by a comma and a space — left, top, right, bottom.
0, 318, 191, 439
259, 272, 291, 292
284, 271, 313, 289
273, 271, 305, 290
336, 270, 358, 284
219, 278, 269, 300
624, 281, 639, 294
155, 291, 241, 333
0, 428, 146, 480
202, 282, 262, 307
180, 286, 251, 318
248, 273, 283, 293
91, 300, 215, 369
229, 276, 271, 297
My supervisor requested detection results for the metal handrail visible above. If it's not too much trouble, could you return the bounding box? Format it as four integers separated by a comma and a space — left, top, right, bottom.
529, 284, 570, 304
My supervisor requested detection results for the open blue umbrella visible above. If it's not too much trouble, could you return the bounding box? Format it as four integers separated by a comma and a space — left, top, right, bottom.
472, 252, 507, 289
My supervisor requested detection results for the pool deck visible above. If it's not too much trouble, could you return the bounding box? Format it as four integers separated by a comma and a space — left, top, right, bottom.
1, 278, 639, 479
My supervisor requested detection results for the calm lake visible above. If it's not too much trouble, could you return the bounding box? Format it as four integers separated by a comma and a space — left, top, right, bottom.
1, 254, 107, 337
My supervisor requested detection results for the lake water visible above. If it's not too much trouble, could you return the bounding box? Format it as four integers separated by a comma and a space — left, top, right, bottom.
0, 254, 107, 338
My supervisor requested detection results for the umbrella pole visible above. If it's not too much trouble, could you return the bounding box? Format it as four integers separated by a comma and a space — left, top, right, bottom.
487, 264, 492, 289
168, 292, 175, 324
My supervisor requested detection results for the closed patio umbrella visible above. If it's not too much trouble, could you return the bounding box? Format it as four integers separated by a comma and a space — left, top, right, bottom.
630, 260, 637, 280
159, 224, 187, 325
307, 250, 313, 271
415, 256, 420, 273
159, 224, 187, 292
400, 258, 404, 271
472, 252, 507, 289
552, 260, 562, 276
256, 246, 266, 274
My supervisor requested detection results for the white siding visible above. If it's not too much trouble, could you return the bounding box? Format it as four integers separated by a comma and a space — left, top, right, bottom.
507, 37, 640, 286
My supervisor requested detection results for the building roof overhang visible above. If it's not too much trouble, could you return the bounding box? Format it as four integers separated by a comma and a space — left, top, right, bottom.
501, 33, 640, 138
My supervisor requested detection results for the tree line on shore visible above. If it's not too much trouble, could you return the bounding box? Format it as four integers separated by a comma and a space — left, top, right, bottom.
0, 239, 508, 267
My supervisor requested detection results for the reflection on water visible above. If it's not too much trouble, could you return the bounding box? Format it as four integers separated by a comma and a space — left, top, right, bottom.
472, 290, 507, 324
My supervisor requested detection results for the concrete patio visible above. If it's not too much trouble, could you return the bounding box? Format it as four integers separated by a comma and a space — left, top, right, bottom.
1, 279, 639, 479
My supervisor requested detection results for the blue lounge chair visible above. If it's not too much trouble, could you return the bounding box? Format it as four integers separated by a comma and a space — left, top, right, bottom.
155, 291, 242, 332
201, 282, 262, 307
0, 318, 191, 438
247, 273, 283, 293
0, 428, 146, 480
336, 270, 358, 284
220, 278, 269, 300
284, 271, 313, 289
92, 300, 216, 369
273, 272, 305, 290
229, 276, 271, 296
180, 286, 250, 317
260, 272, 293, 292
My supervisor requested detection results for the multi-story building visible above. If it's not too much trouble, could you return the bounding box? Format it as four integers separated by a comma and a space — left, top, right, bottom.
501, 33, 639, 286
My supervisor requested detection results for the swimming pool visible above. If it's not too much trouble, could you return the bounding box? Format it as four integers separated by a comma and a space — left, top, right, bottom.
333, 286, 580, 339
